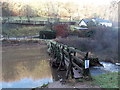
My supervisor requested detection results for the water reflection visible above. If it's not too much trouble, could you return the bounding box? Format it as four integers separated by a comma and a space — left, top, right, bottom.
2, 78, 52, 88
2, 45, 53, 88
2, 44, 119, 88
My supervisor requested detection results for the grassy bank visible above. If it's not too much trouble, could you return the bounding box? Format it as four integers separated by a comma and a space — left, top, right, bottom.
2, 39, 47, 47
2, 16, 48, 21
2, 24, 48, 37
2, 16, 77, 22
91, 72, 119, 88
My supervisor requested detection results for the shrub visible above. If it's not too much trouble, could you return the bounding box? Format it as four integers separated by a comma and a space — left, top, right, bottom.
55, 27, 118, 63
39, 30, 56, 39
52, 24, 69, 37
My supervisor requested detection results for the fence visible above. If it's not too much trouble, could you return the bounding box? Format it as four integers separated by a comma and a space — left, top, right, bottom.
2, 19, 76, 26
2, 20, 48, 25
47, 40, 93, 79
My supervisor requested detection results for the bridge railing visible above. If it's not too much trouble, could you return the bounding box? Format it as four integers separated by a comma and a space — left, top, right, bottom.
47, 40, 91, 79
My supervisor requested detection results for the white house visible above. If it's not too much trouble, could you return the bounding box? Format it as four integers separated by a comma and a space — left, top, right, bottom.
92, 17, 112, 27
78, 20, 88, 27
78, 17, 112, 27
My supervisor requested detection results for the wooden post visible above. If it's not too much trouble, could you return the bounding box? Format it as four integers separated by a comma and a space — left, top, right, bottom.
66, 50, 74, 79
83, 52, 90, 77
51, 42, 55, 58
51, 42, 53, 56
54, 43, 57, 59
57, 46, 65, 71
56, 44, 61, 63
62, 46, 65, 69
73, 51, 76, 56
52, 43, 55, 58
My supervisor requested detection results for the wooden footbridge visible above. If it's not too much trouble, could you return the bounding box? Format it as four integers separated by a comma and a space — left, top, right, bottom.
47, 40, 102, 80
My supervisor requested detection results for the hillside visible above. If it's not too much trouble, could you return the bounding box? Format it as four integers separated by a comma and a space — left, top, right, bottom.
1, 0, 119, 22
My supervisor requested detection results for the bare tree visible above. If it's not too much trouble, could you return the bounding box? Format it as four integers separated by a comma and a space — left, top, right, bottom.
108, 1, 119, 22
2, 2, 13, 22
2, 2, 11, 16
62, 2, 76, 21
20, 5, 37, 22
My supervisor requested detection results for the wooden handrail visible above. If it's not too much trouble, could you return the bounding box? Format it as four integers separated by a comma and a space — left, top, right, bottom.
47, 40, 91, 79
71, 55, 84, 64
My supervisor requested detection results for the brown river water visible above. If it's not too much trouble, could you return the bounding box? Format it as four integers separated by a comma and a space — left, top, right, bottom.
1, 43, 119, 88
2, 44, 53, 88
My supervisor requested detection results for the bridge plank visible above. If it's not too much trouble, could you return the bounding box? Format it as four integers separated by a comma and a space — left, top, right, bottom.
72, 61, 83, 72
73, 68, 83, 79
72, 55, 84, 64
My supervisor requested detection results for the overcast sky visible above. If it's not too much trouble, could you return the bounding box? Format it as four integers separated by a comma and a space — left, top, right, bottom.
4, 0, 119, 4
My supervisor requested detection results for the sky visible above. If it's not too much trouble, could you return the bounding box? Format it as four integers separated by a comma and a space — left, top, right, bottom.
2, 0, 119, 5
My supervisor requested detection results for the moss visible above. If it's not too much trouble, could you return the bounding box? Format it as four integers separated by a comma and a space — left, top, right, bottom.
91, 72, 119, 88
77, 78, 84, 82
40, 83, 49, 88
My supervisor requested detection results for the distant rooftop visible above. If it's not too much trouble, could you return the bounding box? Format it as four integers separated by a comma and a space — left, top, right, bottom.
79, 17, 112, 27
74, 27, 88, 30
92, 17, 111, 23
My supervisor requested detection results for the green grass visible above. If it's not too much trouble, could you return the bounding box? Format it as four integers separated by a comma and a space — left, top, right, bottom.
3, 16, 77, 22
58, 18, 70, 22
2, 25, 48, 37
32, 83, 49, 90
91, 72, 119, 88
2, 16, 79, 37
70, 25, 79, 31
40, 83, 49, 88
112, 27, 120, 30
3, 16, 48, 21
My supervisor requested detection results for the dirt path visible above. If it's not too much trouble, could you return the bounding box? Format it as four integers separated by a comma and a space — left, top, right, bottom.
48, 79, 100, 88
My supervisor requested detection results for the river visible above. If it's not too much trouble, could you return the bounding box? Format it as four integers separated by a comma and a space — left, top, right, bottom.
2, 44, 53, 88
1, 43, 120, 88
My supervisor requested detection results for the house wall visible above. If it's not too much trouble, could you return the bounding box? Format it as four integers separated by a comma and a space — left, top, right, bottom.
79, 20, 87, 27
100, 22, 112, 27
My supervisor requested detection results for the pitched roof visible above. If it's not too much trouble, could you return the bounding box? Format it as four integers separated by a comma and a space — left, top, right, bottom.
81, 18, 95, 26
79, 17, 112, 27
82, 19, 93, 23
92, 17, 111, 23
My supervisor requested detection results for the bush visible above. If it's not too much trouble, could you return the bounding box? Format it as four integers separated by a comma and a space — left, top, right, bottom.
39, 30, 56, 39
52, 24, 69, 37
55, 27, 118, 63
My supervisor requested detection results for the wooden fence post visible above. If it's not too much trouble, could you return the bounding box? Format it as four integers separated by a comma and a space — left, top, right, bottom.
51, 42, 54, 57
66, 50, 74, 79
51, 42, 56, 59
73, 52, 76, 56
53, 43, 56, 59
57, 46, 65, 71
83, 52, 91, 79
62, 46, 66, 70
